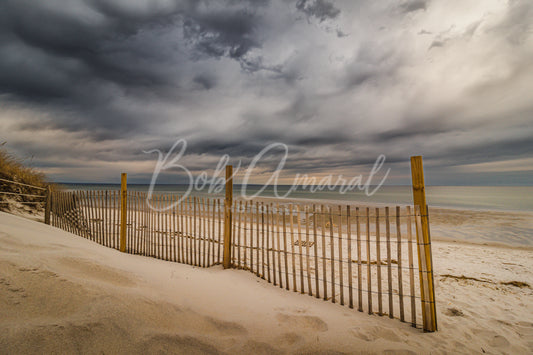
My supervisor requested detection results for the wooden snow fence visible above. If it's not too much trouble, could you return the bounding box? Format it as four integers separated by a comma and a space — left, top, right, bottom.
47, 156, 437, 332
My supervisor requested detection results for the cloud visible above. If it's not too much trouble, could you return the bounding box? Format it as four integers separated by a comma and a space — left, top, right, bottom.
0, 0, 531, 185
295, 0, 341, 22
398, 0, 429, 14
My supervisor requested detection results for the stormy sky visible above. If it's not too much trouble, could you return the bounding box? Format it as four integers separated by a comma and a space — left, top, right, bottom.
0, 0, 532, 185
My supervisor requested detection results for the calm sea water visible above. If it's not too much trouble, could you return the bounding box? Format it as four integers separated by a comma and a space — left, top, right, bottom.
61, 184, 533, 212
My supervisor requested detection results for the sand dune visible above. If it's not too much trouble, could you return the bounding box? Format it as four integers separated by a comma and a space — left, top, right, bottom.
1, 211, 532, 354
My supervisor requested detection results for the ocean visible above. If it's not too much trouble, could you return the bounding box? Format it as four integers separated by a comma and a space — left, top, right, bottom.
61, 184, 533, 212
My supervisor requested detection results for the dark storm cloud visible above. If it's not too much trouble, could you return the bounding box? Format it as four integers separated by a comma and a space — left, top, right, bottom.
398, 0, 429, 14
295, 0, 340, 22
183, 8, 260, 60
0, 0, 532, 184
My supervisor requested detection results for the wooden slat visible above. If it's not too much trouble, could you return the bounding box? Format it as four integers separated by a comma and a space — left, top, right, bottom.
104, 190, 109, 247
283, 207, 289, 290
415, 206, 432, 330
386, 207, 393, 318
186, 197, 191, 264
406, 206, 416, 327
376, 208, 383, 315
396, 206, 405, 322
166, 195, 170, 260
271, 204, 277, 285
250, 202, 255, 273
289, 204, 297, 292
266, 204, 271, 282
244, 201, 249, 270
207, 197, 211, 266
329, 207, 335, 303
338, 205, 344, 306
276, 203, 283, 288
347, 206, 353, 308
305, 206, 312, 296
217, 199, 221, 264
140, 192, 145, 254
193, 197, 198, 266
202, 197, 206, 266
321, 205, 328, 301
356, 207, 363, 312
313, 205, 320, 299
297, 205, 304, 293
237, 200, 243, 268
261, 202, 265, 279
98, 191, 104, 244
366, 207, 372, 314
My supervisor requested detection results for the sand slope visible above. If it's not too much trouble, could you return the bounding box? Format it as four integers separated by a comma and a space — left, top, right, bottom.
0, 211, 532, 354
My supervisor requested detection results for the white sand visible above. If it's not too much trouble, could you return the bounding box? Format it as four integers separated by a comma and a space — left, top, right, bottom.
1, 211, 532, 354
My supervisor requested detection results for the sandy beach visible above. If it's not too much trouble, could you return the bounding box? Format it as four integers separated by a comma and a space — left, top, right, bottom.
1, 211, 532, 354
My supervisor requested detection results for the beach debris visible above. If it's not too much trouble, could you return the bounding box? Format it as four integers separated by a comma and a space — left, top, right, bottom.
440, 274, 492, 283
445, 307, 464, 317
293, 240, 315, 247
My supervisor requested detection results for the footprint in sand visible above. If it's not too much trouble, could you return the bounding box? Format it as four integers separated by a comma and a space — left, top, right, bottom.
276, 313, 328, 332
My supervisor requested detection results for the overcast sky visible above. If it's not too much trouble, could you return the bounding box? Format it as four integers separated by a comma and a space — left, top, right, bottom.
0, 0, 532, 185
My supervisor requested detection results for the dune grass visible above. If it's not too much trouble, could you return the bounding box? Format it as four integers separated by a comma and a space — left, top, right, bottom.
0, 143, 50, 212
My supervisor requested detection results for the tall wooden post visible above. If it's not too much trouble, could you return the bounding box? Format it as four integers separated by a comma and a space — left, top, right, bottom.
223, 165, 233, 269
44, 186, 51, 225
410, 156, 437, 332
120, 173, 127, 253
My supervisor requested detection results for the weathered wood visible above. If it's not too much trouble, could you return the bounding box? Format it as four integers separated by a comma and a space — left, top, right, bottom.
321, 205, 328, 301
282, 207, 289, 290
193, 196, 198, 266
386, 207, 393, 318
44, 186, 51, 225
289, 204, 297, 291
415, 206, 433, 332
411, 156, 437, 332
202, 197, 207, 266
205, 198, 210, 265
329, 207, 335, 303
266, 204, 271, 282
276, 203, 283, 288
250, 202, 255, 273
356, 207, 363, 312
297, 205, 304, 293
256, 202, 260, 277
376, 208, 382, 315
313, 205, 320, 299
338, 205, 344, 306
223, 165, 233, 269
406, 206, 416, 327
270, 204, 276, 285
261, 202, 265, 279
366, 207, 372, 314
120, 174, 127, 252
347, 206, 353, 308
305, 206, 312, 296
237, 200, 243, 268
217, 199, 222, 264
396, 206, 405, 322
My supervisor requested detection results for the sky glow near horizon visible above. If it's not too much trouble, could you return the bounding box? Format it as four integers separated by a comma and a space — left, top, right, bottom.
0, 0, 532, 185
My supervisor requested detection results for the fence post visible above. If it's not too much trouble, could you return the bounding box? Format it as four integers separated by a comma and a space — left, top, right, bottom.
410, 156, 437, 332
223, 165, 233, 269
120, 173, 127, 253
44, 186, 51, 225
